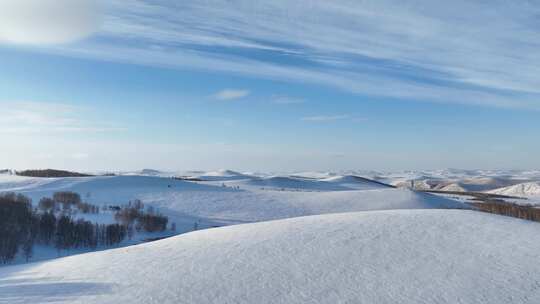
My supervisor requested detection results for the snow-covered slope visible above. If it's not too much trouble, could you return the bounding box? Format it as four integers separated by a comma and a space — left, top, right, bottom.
437, 177, 521, 192
0, 172, 465, 264
438, 182, 468, 192
243, 175, 387, 191
385, 170, 534, 192
0, 174, 56, 192
1, 209, 539, 304
394, 179, 434, 190
488, 182, 540, 197
135, 169, 166, 176
0, 174, 463, 228
320, 175, 392, 190
184, 169, 254, 181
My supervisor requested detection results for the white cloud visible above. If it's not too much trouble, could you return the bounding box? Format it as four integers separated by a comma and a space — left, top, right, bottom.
0, 0, 100, 45
301, 115, 350, 122
0, 101, 124, 134
213, 89, 250, 101
10, 0, 540, 108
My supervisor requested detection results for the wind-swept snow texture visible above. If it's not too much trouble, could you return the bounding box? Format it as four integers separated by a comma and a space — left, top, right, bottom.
1, 210, 539, 304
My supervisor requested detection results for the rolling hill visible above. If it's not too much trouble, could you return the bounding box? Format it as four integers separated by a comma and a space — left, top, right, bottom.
488, 182, 540, 197
1, 209, 539, 304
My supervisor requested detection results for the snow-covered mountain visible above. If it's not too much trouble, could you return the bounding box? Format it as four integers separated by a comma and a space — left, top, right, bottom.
1, 209, 539, 304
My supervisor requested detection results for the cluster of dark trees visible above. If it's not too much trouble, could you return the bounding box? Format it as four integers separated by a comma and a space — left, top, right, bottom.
114, 199, 169, 233
471, 200, 540, 222
1, 193, 170, 263
2, 193, 125, 263
0, 193, 34, 263
16, 169, 93, 178
38, 192, 99, 214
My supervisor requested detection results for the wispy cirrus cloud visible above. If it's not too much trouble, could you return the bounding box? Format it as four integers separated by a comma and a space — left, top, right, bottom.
272, 96, 305, 105
0, 101, 125, 134
301, 115, 350, 122
10, 0, 540, 109
301, 114, 368, 123
213, 89, 250, 101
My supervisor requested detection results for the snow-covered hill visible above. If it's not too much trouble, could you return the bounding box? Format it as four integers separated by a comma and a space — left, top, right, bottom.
488, 182, 540, 197
0, 174, 463, 232
321, 175, 393, 190
0, 172, 464, 264
391, 175, 528, 193
1, 209, 539, 304
243, 175, 388, 191
435, 177, 522, 192
183, 169, 254, 181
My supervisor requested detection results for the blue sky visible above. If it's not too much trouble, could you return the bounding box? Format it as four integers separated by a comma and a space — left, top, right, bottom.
1, 0, 540, 171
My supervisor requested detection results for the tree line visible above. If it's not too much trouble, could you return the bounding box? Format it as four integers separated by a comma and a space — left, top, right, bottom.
16, 169, 93, 178
470, 200, 540, 222
0, 192, 169, 264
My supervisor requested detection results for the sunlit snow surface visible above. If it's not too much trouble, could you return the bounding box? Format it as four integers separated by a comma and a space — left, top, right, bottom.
1, 210, 539, 304
0, 172, 463, 229
0, 171, 464, 263
1, 170, 539, 303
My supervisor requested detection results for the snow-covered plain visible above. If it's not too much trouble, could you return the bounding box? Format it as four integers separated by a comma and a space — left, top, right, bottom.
1, 209, 539, 304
